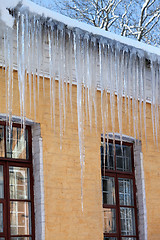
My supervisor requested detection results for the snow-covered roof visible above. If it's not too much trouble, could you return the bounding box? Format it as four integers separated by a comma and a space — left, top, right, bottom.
0, 0, 160, 59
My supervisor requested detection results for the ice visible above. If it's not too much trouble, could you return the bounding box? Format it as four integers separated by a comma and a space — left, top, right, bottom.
0, 3, 160, 210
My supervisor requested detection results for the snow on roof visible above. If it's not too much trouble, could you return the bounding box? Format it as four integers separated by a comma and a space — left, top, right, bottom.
0, 0, 160, 58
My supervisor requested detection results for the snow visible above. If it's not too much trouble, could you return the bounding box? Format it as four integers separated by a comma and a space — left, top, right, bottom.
0, 0, 160, 58
0, 0, 20, 28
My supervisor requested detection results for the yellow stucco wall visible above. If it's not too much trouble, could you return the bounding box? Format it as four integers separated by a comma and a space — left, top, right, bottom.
0, 67, 160, 240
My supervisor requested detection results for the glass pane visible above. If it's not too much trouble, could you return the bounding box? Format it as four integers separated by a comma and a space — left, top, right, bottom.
10, 201, 32, 236
120, 207, 136, 236
9, 167, 30, 200
103, 177, 116, 205
6, 127, 29, 159
104, 238, 117, 240
118, 179, 134, 206
0, 126, 4, 157
104, 208, 116, 233
116, 145, 132, 172
0, 238, 5, 240
11, 238, 32, 240
122, 238, 136, 240
101, 143, 114, 170
0, 204, 3, 232
0, 166, 4, 199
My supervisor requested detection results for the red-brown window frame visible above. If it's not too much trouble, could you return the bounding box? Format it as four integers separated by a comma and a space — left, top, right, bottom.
0, 121, 35, 240
101, 138, 139, 240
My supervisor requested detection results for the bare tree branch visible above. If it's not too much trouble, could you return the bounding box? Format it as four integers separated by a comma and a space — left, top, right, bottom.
51, 0, 160, 46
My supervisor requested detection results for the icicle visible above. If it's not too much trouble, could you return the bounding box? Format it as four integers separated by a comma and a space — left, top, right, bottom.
127, 52, 131, 135
60, 29, 66, 133
42, 23, 46, 96
91, 38, 97, 130
131, 54, 136, 141
139, 57, 143, 140
48, 27, 53, 126
151, 61, 156, 143
16, 13, 22, 121
56, 28, 63, 149
155, 65, 159, 146
109, 45, 115, 144
103, 44, 109, 160
21, 14, 26, 127
25, 14, 32, 114
31, 16, 36, 119
135, 56, 139, 140
143, 59, 147, 145
99, 42, 105, 175
74, 31, 85, 211
115, 48, 123, 147
36, 19, 40, 101
83, 37, 89, 124
86, 37, 92, 130
123, 51, 128, 122
68, 31, 73, 119
51, 28, 56, 130
7, 28, 14, 141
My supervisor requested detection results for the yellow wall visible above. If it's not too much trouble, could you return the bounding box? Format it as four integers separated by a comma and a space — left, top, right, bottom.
0, 67, 160, 240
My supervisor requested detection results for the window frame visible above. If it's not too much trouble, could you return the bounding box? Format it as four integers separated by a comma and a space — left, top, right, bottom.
0, 122, 35, 240
101, 138, 139, 240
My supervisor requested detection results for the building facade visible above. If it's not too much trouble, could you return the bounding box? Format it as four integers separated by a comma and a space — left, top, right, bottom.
0, 1, 160, 240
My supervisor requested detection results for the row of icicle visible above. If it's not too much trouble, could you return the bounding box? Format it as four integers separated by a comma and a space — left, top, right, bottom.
0, 11, 160, 210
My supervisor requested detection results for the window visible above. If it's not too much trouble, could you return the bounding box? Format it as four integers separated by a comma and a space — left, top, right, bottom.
0, 122, 34, 240
101, 140, 138, 240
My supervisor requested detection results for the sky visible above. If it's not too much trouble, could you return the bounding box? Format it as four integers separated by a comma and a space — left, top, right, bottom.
30, 0, 57, 10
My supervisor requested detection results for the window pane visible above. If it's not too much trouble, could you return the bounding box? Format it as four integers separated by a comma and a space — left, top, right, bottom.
118, 179, 134, 206
120, 207, 136, 236
9, 167, 30, 200
104, 238, 117, 240
0, 126, 4, 157
122, 238, 136, 240
0, 166, 4, 199
0, 238, 5, 240
104, 209, 116, 233
0, 204, 3, 232
6, 127, 29, 159
101, 143, 114, 170
11, 238, 32, 240
10, 201, 32, 236
103, 177, 116, 205
116, 145, 132, 172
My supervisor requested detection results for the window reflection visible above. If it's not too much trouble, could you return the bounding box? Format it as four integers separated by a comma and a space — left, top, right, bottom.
118, 179, 134, 206
104, 209, 116, 233
120, 207, 136, 236
11, 238, 32, 240
6, 127, 29, 159
101, 143, 114, 170
116, 145, 132, 172
0, 166, 4, 199
103, 177, 116, 205
10, 201, 32, 236
0, 204, 3, 232
9, 167, 30, 200
104, 238, 117, 240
